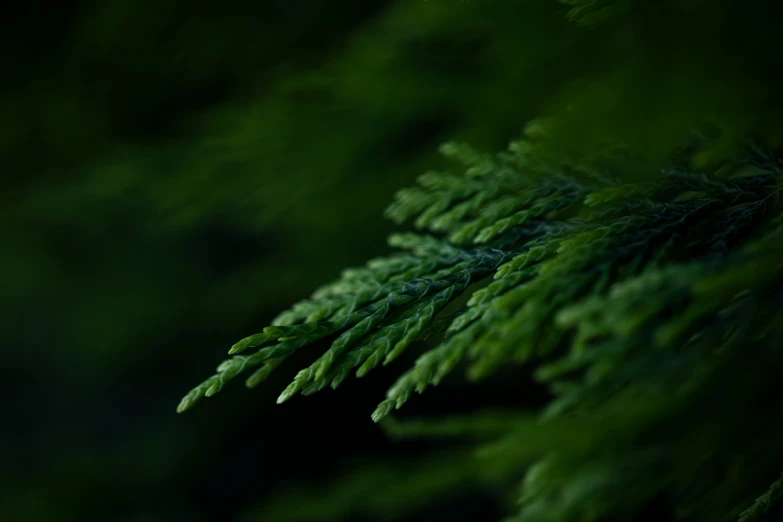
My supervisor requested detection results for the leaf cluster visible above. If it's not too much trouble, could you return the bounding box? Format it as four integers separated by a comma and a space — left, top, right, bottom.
181, 135, 783, 521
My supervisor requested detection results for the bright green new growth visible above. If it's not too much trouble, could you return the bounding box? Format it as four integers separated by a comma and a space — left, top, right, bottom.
179, 136, 782, 416
179, 133, 783, 520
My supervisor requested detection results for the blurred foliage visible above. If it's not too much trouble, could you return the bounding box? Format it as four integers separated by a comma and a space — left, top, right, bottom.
5, 0, 783, 521
7, 0, 783, 360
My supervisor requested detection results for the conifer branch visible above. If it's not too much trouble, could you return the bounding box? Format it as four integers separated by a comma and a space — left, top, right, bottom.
180, 134, 783, 522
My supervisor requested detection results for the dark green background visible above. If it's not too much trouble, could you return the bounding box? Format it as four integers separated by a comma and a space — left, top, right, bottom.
2, 1, 553, 520
4, 0, 783, 520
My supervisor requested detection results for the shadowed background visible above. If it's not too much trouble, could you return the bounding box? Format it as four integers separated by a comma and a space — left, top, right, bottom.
4, 0, 783, 521
2, 2, 549, 520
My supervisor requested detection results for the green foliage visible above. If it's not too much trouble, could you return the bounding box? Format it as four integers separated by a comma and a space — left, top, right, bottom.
738, 474, 783, 522
181, 132, 783, 520
9, 0, 783, 521
169, 1, 783, 520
